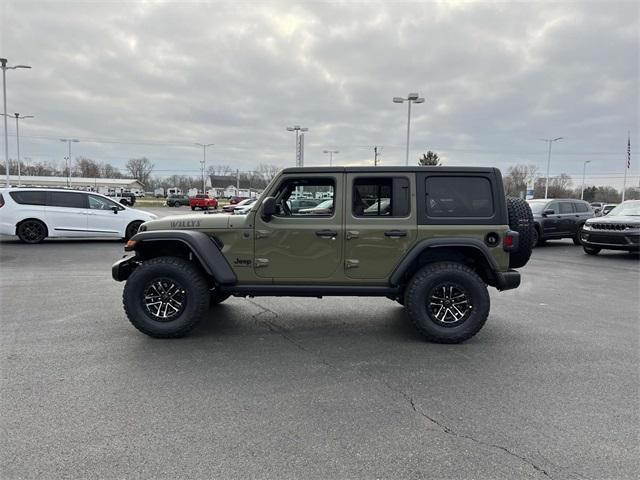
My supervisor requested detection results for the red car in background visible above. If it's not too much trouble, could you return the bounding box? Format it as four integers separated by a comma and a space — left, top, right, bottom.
189, 194, 218, 211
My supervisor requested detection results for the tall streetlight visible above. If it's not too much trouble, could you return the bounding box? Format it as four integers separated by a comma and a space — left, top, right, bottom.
195, 143, 214, 193
1, 58, 32, 186
393, 92, 425, 166
286, 125, 308, 167
540, 137, 563, 199
60, 138, 79, 187
323, 149, 339, 166
1, 113, 34, 187
581, 160, 591, 200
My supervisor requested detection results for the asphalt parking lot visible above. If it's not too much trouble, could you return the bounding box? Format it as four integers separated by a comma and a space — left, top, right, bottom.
1, 212, 638, 479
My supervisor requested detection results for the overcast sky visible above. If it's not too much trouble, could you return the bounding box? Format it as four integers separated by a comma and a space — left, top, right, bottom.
1, 0, 638, 187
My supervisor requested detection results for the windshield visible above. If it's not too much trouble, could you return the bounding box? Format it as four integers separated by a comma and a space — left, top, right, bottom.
605, 201, 640, 216
527, 201, 547, 214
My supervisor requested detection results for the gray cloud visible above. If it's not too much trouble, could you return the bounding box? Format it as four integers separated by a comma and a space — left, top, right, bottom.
1, 0, 638, 186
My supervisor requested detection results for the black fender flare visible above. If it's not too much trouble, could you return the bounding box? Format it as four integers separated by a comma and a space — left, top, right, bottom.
123, 230, 237, 285
389, 237, 499, 286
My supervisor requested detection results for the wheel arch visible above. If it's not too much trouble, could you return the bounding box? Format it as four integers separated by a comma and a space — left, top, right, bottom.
390, 239, 500, 288
124, 230, 237, 285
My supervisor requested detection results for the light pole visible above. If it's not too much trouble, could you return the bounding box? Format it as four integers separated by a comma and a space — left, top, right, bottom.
195, 143, 214, 193
3, 113, 34, 187
393, 92, 425, 166
60, 138, 79, 187
581, 160, 591, 200
286, 125, 308, 166
1, 58, 32, 186
323, 149, 339, 166
540, 137, 563, 199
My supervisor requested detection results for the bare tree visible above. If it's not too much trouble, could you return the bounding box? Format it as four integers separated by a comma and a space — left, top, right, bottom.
75, 157, 101, 178
503, 164, 539, 197
125, 157, 154, 185
100, 162, 122, 178
534, 173, 573, 198
256, 163, 280, 184
207, 164, 233, 177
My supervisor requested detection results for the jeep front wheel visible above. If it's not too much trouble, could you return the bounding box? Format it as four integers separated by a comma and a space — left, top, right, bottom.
405, 262, 490, 344
123, 256, 210, 338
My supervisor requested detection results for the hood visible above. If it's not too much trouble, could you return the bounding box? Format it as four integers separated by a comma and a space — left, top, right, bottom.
586, 215, 640, 225
143, 213, 232, 231
129, 208, 158, 220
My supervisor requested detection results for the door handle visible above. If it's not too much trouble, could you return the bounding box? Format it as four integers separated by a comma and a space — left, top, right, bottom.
384, 230, 407, 238
315, 229, 337, 239
255, 230, 271, 239
346, 230, 359, 240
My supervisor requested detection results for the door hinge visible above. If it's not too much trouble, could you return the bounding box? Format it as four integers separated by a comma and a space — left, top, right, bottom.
255, 230, 271, 239
345, 259, 360, 269
346, 230, 359, 240
255, 258, 270, 268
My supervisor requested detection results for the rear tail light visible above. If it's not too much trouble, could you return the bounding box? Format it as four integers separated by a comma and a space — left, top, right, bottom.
503, 231, 519, 251
504, 234, 514, 248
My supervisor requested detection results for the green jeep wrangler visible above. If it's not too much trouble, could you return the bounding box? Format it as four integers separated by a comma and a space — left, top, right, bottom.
112, 167, 534, 343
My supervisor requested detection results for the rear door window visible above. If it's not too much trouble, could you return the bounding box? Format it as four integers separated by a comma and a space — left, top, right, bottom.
574, 202, 589, 213
48, 192, 87, 209
352, 177, 410, 217
9, 191, 46, 205
559, 202, 574, 214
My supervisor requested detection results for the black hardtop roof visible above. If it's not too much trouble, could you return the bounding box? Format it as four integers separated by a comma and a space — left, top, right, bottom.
282, 166, 500, 174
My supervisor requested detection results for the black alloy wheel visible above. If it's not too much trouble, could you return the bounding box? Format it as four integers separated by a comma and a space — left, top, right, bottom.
142, 278, 187, 321
427, 283, 472, 327
17, 220, 47, 244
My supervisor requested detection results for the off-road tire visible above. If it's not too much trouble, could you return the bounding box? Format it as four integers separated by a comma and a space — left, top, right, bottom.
123, 256, 210, 338
506, 197, 534, 268
191, 206, 196, 211
583, 246, 601, 255
210, 290, 230, 306
405, 262, 490, 344
125, 221, 143, 241
17, 219, 47, 244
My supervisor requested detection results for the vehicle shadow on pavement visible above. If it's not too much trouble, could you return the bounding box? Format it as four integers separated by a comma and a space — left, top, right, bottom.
185, 301, 488, 346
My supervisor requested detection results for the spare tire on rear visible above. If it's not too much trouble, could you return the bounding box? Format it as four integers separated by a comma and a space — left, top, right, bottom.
506, 197, 534, 269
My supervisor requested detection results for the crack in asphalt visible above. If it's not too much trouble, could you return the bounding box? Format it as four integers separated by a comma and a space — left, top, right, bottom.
246, 298, 560, 479
246, 299, 334, 369
380, 380, 554, 479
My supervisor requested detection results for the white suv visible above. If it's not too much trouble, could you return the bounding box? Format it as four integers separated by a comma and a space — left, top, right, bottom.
0, 188, 157, 243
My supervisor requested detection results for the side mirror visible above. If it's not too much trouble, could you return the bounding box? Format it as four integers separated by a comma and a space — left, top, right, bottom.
111, 206, 119, 214
261, 196, 277, 221
543, 209, 555, 216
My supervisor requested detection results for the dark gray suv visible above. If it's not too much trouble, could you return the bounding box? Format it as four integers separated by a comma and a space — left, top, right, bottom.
527, 199, 594, 247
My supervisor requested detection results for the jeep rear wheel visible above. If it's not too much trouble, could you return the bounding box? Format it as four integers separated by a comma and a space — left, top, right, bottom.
405, 262, 490, 344
506, 197, 534, 268
123, 256, 210, 338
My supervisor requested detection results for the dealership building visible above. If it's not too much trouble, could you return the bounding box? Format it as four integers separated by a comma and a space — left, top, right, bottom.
3, 175, 145, 195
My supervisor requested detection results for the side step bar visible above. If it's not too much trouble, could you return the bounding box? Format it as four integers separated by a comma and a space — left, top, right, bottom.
222, 285, 399, 298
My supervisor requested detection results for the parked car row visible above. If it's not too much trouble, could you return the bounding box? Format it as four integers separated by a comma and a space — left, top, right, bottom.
527, 198, 639, 255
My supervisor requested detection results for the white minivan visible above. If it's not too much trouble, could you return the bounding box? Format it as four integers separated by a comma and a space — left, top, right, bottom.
0, 188, 157, 243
